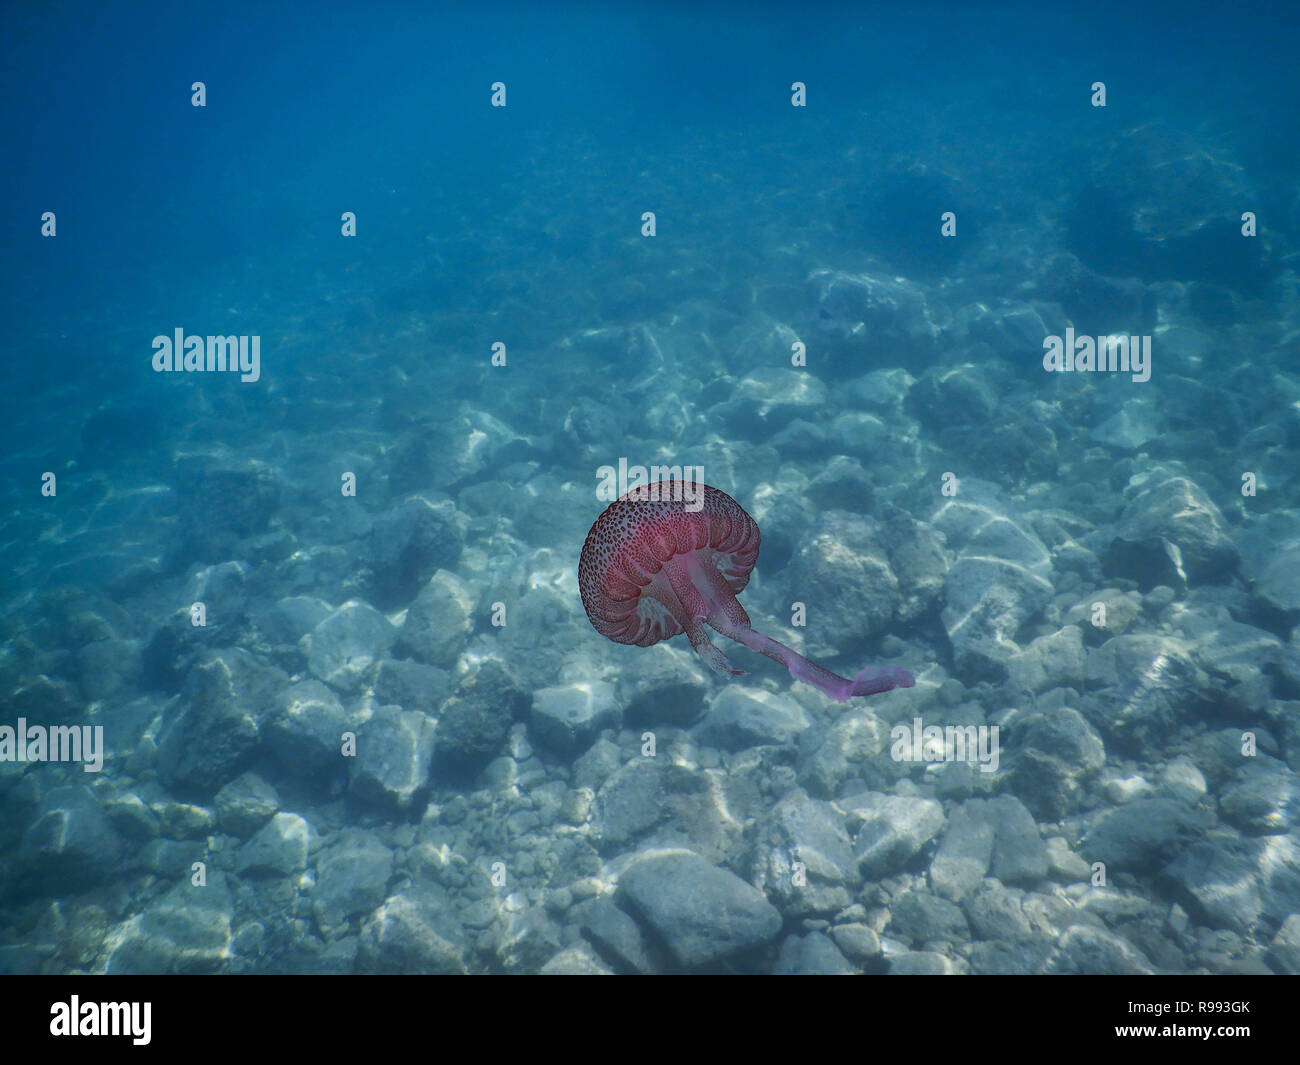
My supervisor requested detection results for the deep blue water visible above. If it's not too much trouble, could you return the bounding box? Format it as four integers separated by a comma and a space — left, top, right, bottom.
1, 0, 1299, 977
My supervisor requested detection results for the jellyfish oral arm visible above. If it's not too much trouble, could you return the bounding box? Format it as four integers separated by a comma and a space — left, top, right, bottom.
685, 549, 915, 702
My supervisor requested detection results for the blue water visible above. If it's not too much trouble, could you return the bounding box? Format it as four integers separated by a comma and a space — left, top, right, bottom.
1, 0, 1298, 975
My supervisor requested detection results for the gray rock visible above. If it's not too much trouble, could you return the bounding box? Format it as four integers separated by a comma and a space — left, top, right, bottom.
574, 896, 657, 973
1043, 924, 1154, 974
236, 812, 316, 877
1083, 797, 1211, 872
156, 649, 286, 796
844, 793, 946, 878
1268, 914, 1300, 974
397, 569, 473, 669
373, 658, 453, 716
214, 772, 280, 837
618, 852, 782, 968
698, 687, 810, 751
1006, 626, 1086, 694
19, 785, 123, 893
773, 932, 857, 974
929, 800, 997, 901
787, 513, 903, 650
989, 795, 1050, 886
531, 682, 621, 754
1255, 544, 1300, 624
888, 951, 957, 974
357, 884, 467, 974
256, 595, 332, 646
968, 937, 1053, 974
348, 706, 437, 810
306, 601, 397, 693
103, 875, 234, 974
829, 922, 881, 964
752, 790, 857, 917
1219, 760, 1300, 835
591, 760, 667, 851
711, 367, 828, 437
1083, 634, 1209, 749
367, 498, 464, 609
1107, 476, 1238, 585
266, 679, 355, 778
888, 889, 969, 945
436, 662, 529, 775
77, 638, 142, 701
539, 946, 614, 975
964, 881, 1036, 941
312, 829, 395, 936
1090, 399, 1163, 450
617, 643, 710, 726
808, 269, 940, 365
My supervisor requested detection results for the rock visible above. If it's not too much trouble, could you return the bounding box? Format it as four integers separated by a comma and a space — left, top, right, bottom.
806, 456, 874, 512
787, 513, 903, 651
797, 713, 889, 799
808, 269, 941, 368
989, 796, 1050, 886
888, 890, 969, 945
357, 885, 467, 974
1219, 760, 1300, 835
1269, 914, 1300, 974
530, 682, 621, 754
711, 367, 828, 437
256, 596, 332, 646
539, 946, 613, 975
1158, 758, 1208, 805
617, 643, 710, 726
618, 852, 783, 968
843, 793, 946, 878
963, 881, 1035, 940
888, 951, 957, 975
397, 569, 473, 668
305, 601, 397, 693
367, 498, 464, 609
697, 687, 810, 751
1106, 476, 1238, 585
1090, 398, 1164, 450
1083, 634, 1209, 750
156, 649, 287, 797
18, 785, 123, 894
77, 638, 142, 701
266, 679, 355, 779
1082, 797, 1211, 873
1006, 626, 1086, 694
312, 829, 395, 937
214, 773, 280, 837
104, 876, 234, 974
773, 932, 857, 974
1254, 544, 1300, 626
236, 812, 316, 877
929, 801, 996, 901
436, 662, 529, 775
752, 790, 857, 917
591, 761, 667, 851
1043, 925, 1154, 974
574, 896, 656, 974
969, 937, 1054, 974
829, 922, 881, 965
348, 706, 437, 810
373, 658, 453, 716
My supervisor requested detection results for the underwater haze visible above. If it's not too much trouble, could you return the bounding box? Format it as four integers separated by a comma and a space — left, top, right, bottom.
2, 0, 1300, 976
